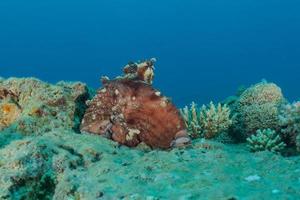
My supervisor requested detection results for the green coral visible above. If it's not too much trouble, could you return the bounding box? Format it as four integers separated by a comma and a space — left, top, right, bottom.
180, 102, 233, 139
247, 129, 286, 152
235, 81, 285, 137
279, 102, 300, 149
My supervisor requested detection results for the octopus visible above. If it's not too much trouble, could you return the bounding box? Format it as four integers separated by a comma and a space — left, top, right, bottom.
80, 58, 190, 149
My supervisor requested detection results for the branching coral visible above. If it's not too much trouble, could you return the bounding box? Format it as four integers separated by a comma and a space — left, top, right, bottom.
180, 102, 202, 138
200, 102, 233, 139
180, 102, 233, 139
235, 81, 285, 137
247, 129, 286, 152
279, 102, 300, 148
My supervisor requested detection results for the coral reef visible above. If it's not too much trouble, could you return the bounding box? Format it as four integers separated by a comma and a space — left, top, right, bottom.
235, 81, 285, 137
247, 129, 286, 152
279, 101, 300, 149
1, 75, 300, 199
81, 59, 190, 149
180, 102, 233, 139
0, 78, 92, 135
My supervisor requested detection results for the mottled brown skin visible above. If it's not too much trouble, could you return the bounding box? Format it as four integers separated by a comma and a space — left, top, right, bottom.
81, 79, 187, 149
81, 59, 190, 148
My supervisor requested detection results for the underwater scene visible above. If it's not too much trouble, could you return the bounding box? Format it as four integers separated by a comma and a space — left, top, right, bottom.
1, 0, 300, 200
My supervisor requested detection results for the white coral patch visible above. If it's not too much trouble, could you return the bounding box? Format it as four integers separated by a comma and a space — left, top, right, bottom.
115, 89, 119, 95
155, 91, 161, 96
126, 129, 141, 141
100, 88, 107, 93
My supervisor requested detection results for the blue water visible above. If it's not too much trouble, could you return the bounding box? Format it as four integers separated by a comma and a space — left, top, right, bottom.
1, 0, 299, 106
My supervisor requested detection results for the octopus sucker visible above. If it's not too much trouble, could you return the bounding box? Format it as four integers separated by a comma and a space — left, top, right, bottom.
80, 59, 190, 149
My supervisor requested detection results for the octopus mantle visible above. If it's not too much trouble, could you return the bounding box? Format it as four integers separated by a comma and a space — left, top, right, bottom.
80, 79, 189, 149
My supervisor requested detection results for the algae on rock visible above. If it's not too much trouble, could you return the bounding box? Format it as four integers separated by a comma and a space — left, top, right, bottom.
0, 129, 300, 199
0, 78, 92, 135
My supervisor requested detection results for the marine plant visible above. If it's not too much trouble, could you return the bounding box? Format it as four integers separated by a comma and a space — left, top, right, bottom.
235, 81, 285, 137
180, 102, 233, 139
279, 101, 300, 149
246, 129, 286, 153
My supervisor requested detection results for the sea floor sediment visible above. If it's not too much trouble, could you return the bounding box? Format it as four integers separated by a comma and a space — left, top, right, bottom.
1, 130, 300, 200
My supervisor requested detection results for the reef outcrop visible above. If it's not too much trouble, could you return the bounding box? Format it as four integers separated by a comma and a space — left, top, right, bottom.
80, 59, 190, 149
0, 78, 92, 135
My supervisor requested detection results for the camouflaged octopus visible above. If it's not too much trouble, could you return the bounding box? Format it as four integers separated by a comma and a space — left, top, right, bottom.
80, 58, 190, 149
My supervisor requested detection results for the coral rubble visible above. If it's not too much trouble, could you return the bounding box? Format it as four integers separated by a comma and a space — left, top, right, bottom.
81, 59, 190, 149
0, 78, 91, 135
247, 129, 286, 152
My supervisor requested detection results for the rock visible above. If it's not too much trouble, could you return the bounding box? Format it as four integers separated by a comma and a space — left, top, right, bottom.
0, 78, 92, 135
245, 174, 261, 182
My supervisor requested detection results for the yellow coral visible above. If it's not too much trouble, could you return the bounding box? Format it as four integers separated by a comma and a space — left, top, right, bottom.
180, 102, 233, 139
180, 102, 202, 138
200, 102, 233, 139
0, 103, 21, 129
